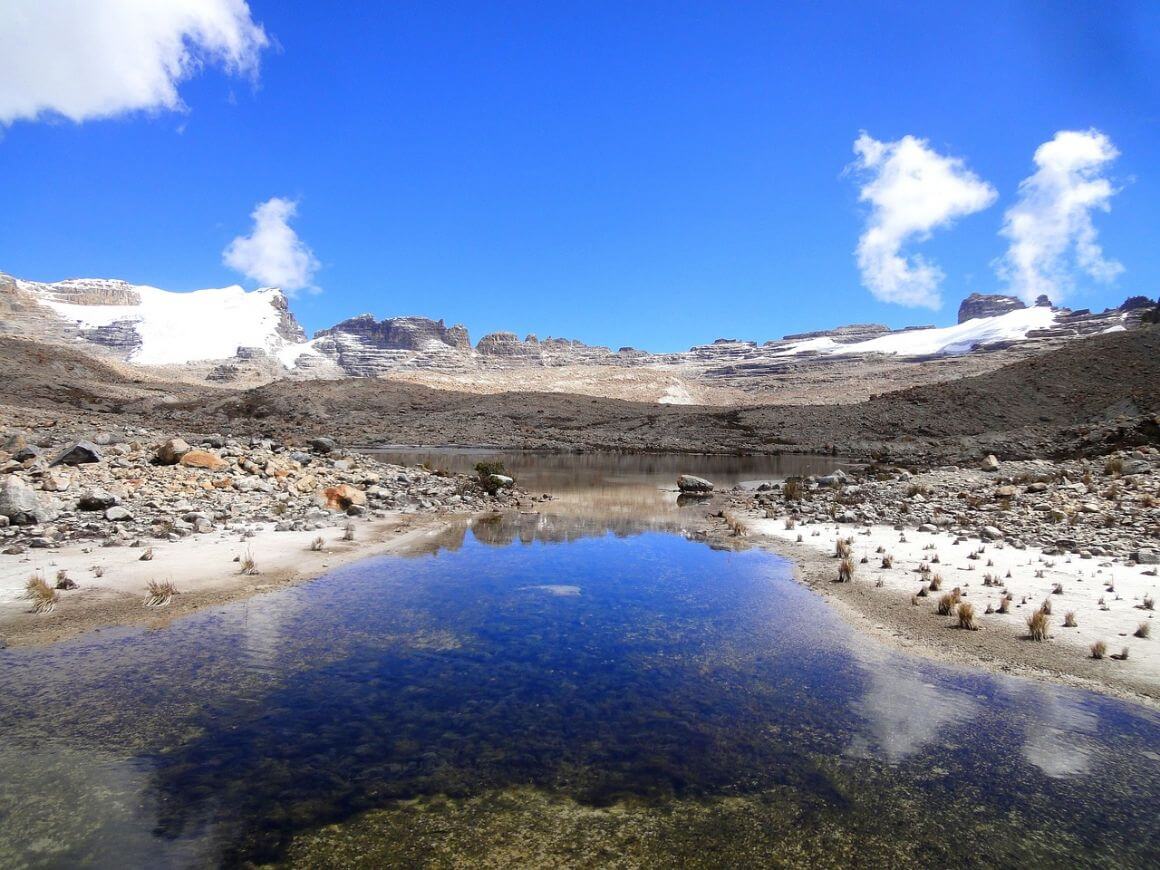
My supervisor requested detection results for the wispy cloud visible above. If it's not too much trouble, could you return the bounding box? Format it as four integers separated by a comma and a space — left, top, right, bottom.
851, 133, 997, 309
0, 0, 268, 125
223, 198, 320, 295
997, 129, 1123, 303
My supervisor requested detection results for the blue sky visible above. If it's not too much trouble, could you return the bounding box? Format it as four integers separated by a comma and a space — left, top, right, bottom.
1, 1, 1157, 351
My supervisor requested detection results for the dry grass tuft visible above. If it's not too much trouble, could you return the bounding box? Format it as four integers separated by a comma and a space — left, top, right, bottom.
724, 512, 747, 537
1090, 640, 1107, 659
1143, 595, 1155, 611
1052, 583, 1064, 595
928, 573, 943, 592
24, 574, 59, 614
1040, 598, 1052, 616
837, 556, 855, 583
342, 523, 356, 542
956, 601, 978, 630
1027, 608, 1050, 641
783, 516, 796, 530
139, 547, 154, 562
1135, 621, 1151, 639
881, 554, 893, 569
91, 564, 104, 578
1063, 611, 1077, 628
55, 569, 77, 591
144, 579, 177, 607
239, 548, 259, 575
997, 595, 1011, 614
310, 535, 325, 552
835, 538, 852, 558
783, 479, 804, 501
1104, 455, 1124, 476
936, 590, 962, 616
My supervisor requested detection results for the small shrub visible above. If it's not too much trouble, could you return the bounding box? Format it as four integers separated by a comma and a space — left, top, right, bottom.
837, 556, 855, 583
1135, 622, 1151, 639
310, 536, 325, 552
1063, 611, 1077, 628
835, 538, 852, 558
881, 554, 893, 569
342, 523, 356, 542
1027, 608, 1050, 641
144, 579, 177, 607
783, 478, 804, 501
239, 549, 259, 575
24, 574, 58, 614
956, 601, 978, 630
474, 461, 512, 495
928, 573, 943, 592
1104, 455, 1124, 476
936, 591, 961, 616
1090, 640, 1107, 659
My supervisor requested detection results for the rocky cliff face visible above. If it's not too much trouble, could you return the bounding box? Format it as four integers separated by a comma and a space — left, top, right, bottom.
957, 293, 1026, 323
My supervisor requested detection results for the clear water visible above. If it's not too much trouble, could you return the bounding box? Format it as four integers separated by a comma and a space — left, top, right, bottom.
1, 464, 1159, 867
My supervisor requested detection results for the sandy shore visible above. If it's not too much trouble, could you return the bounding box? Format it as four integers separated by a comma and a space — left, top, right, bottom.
748, 517, 1159, 705
0, 511, 472, 647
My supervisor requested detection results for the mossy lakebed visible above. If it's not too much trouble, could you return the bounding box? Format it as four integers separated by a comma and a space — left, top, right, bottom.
1, 528, 1158, 867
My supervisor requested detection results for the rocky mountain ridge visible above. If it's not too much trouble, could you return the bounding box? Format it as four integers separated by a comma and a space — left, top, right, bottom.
3, 271, 1155, 393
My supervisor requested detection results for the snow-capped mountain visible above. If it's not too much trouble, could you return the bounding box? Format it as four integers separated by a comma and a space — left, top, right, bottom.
1, 271, 1151, 389
4, 274, 313, 366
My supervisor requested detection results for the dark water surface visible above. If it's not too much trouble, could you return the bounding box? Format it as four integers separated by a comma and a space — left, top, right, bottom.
1, 463, 1159, 866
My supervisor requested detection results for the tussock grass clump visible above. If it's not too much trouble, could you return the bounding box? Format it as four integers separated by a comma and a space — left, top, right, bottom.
837, 556, 855, 583
835, 538, 852, 559
342, 523, 356, 542
1040, 598, 1052, 616
310, 536, 325, 552
1052, 583, 1064, 595
936, 590, 961, 616
55, 569, 77, 591
1113, 647, 1129, 661
24, 574, 59, 614
239, 549, 259, 575
783, 479, 804, 501
956, 601, 978, 630
1104, 455, 1124, 476
1090, 640, 1107, 659
144, 579, 177, 607
1135, 622, 1151, 639
911, 594, 920, 606
928, 573, 943, 592
91, 564, 104, 578
1143, 595, 1155, 611
783, 516, 796, 530
1027, 608, 1050, 641
916, 584, 929, 597
1063, 611, 1077, 628
997, 595, 1011, 614
881, 554, 893, 569
724, 512, 747, 537
139, 547, 154, 562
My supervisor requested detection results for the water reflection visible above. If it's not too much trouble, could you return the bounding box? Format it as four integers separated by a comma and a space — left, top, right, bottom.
1, 528, 1158, 867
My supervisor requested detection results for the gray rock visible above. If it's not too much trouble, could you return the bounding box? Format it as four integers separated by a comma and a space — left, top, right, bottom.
155, 437, 191, 465
677, 474, 714, 493
52, 441, 103, 466
104, 506, 134, 522
12, 445, 42, 462
311, 437, 338, 454
77, 488, 119, 510
980, 454, 1000, 472
0, 476, 57, 525
1136, 549, 1160, 565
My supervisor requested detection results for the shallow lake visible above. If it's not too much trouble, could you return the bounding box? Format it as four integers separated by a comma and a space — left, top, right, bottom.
1, 455, 1158, 867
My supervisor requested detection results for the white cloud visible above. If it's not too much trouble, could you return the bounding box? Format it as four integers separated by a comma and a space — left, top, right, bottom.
997, 129, 1123, 303
851, 133, 997, 309
223, 198, 320, 294
0, 0, 268, 125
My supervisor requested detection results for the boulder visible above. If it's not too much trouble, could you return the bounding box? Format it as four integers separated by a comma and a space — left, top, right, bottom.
816, 469, 851, 487
156, 437, 191, 465
318, 484, 367, 512
1136, 549, 1160, 565
0, 476, 57, 525
41, 469, 72, 492
980, 455, 1000, 472
12, 445, 42, 462
310, 437, 338, 454
104, 506, 134, 522
78, 488, 120, 511
51, 441, 102, 466
488, 473, 515, 489
179, 450, 230, 471
677, 474, 714, 493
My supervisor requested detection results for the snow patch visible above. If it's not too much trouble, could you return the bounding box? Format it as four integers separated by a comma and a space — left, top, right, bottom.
658, 381, 695, 405
776, 307, 1060, 359
35, 282, 296, 366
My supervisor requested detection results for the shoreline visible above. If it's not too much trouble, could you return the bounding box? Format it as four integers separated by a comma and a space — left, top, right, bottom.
741, 519, 1159, 709
0, 511, 481, 648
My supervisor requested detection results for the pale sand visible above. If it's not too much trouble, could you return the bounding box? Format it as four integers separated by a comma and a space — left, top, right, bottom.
0, 512, 465, 647
750, 517, 1159, 702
